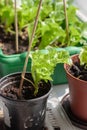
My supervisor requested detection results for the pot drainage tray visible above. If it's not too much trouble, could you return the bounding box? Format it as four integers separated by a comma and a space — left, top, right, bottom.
61, 93, 87, 130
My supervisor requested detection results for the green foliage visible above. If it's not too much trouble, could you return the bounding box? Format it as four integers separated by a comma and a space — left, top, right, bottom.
17, 6, 37, 30
30, 47, 70, 95
0, 0, 87, 48
28, 0, 87, 49
79, 46, 87, 65
1, 6, 14, 31
0, 1, 14, 32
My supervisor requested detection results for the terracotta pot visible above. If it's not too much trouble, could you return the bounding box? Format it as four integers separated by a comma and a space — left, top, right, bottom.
64, 54, 87, 121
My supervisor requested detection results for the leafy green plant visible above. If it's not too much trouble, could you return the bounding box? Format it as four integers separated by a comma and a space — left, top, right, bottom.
0, 0, 86, 50
79, 46, 87, 65
27, 0, 87, 50
0, 0, 14, 33
30, 47, 70, 95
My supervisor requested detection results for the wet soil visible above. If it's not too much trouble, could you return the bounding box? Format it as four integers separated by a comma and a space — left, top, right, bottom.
0, 79, 50, 100
0, 25, 29, 55
69, 62, 87, 81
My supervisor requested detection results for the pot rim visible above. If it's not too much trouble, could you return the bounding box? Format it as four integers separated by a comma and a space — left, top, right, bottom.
64, 54, 87, 84
0, 72, 52, 103
0, 46, 82, 59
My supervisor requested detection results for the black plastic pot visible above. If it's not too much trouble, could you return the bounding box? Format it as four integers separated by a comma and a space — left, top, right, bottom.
0, 72, 52, 130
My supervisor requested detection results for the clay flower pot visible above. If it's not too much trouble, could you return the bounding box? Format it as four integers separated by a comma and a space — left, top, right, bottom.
64, 54, 87, 121
0, 72, 52, 130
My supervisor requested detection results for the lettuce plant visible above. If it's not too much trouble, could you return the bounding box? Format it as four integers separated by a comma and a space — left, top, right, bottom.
79, 46, 87, 65
0, 0, 87, 50
30, 47, 70, 95
0, 0, 14, 33
27, 0, 87, 50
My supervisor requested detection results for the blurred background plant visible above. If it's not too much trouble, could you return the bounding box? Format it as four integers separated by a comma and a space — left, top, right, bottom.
0, 0, 87, 50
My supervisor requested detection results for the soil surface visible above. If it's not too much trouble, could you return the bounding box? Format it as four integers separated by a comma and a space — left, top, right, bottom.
0, 79, 50, 100
0, 25, 29, 55
69, 62, 87, 81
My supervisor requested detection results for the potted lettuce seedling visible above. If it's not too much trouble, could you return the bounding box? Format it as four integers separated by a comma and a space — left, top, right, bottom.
64, 45, 87, 123
0, 0, 86, 85
0, 1, 70, 129
0, 47, 70, 130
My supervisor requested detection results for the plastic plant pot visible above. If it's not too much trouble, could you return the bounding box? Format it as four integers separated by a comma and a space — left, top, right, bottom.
0, 72, 52, 130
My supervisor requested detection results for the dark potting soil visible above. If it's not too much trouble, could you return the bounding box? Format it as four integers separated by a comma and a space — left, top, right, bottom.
69, 62, 87, 81
0, 80, 50, 100
0, 25, 28, 55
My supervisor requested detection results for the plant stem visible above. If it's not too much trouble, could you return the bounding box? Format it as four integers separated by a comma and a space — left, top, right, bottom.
63, 0, 69, 45
18, 0, 43, 98
4, 0, 8, 30
23, 77, 35, 89
5, 0, 8, 5
14, 0, 19, 53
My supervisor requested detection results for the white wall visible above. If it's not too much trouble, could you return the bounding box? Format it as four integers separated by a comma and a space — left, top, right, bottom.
74, 0, 87, 17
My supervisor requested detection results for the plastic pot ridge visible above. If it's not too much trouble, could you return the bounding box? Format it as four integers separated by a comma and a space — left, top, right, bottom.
0, 72, 52, 130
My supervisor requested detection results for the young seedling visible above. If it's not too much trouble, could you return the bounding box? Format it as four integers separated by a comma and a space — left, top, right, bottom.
30, 48, 70, 95
18, 0, 71, 98
19, 0, 43, 97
